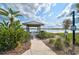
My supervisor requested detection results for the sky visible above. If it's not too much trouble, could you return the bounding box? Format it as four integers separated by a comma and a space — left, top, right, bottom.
0, 3, 79, 28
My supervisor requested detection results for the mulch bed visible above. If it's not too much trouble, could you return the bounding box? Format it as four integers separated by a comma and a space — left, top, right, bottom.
0, 41, 31, 55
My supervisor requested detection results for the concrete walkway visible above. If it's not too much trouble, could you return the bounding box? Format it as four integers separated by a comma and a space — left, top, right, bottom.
22, 37, 56, 55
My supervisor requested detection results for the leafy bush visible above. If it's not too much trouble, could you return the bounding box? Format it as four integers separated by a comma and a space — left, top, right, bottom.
37, 31, 47, 39
15, 28, 30, 43
0, 28, 17, 51
0, 8, 30, 52
0, 20, 30, 52
37, 31, 54, 39
54, 38, 64, 50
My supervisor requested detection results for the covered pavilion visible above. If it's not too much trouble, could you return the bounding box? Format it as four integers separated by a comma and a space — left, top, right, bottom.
23, 20, 44, 33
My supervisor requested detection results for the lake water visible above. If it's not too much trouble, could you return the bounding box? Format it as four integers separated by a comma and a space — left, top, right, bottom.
45, 30, 79, 33
25, 27, 79, 33
29, 29, 79, 33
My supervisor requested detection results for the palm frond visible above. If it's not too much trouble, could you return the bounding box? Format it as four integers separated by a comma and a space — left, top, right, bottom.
0, 20, 9, 29
13, 11, 20, 15
3, 19, 9, 27
0, 8, 8, 13
12, 10, 22, 17
14, 13, 22, 17
0, 8, 9, 16
15, 24, 22, 30
8, 8, 13, 15
0, 22, 4, 27
0, 12, 8, 16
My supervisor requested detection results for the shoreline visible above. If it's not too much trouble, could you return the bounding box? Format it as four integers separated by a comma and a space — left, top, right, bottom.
45, 30, 79, 33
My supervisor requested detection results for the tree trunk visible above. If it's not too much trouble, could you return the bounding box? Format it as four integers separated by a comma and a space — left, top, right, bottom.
9, 16, 14, 27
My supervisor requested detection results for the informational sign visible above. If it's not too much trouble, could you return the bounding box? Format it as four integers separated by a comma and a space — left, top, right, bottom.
71, 25, 76, 31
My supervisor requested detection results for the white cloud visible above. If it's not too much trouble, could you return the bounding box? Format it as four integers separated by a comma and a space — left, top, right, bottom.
52, 3, 57, 7
42, 4, 51, 14
7, 4, 54, 21
14, 3, 52, 23
56, 3, 73, 18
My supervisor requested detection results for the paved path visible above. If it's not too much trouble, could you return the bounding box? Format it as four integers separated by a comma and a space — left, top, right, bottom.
22, 38, 56, 55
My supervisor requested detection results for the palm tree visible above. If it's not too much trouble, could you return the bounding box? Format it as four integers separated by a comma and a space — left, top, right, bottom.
63, 19, 72, 31
0, 8, 22, 27
63, 19, 72, 49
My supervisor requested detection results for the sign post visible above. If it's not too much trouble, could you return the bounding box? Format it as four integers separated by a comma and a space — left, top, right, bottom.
71, 11, 76, 55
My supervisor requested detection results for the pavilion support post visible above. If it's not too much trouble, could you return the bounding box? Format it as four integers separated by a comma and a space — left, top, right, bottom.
26, 26, 30, 32
37, 26, 41, 33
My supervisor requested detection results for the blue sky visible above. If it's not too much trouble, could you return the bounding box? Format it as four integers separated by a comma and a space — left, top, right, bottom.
36, 3, 69, 25
0, 3, 79, 28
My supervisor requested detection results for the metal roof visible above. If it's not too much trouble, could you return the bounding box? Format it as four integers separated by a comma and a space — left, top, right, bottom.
23, 20, 44, 25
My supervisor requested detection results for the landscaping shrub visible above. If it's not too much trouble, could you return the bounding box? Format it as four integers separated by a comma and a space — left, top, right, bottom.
55, 33, 72, 47
62, 33, 79, 46
37, 31, 54, 39
0, 20, 30, 52
54, 38, 64, 50
64, 38, 71, 47
0, 28, 17, 51
0, 8, 30, 52
37, 31, 48, 39
49, 38, 55, 44
15, 28, 30, 43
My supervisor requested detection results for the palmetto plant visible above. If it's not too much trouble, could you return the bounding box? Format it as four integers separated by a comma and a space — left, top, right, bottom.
0, 20, 9, 30
0, 8, 30, 52
11, 20, 22, 31
0, 8, 22, 27
0, 20, 22, 31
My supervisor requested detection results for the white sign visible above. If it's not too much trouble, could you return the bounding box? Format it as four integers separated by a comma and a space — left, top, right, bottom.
71, 25, 76, 31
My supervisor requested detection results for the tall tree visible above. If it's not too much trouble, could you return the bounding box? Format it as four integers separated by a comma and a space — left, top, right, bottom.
63, 19, 72, 50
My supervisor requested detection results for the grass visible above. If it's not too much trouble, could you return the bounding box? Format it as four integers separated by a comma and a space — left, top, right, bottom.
42, 32, 79, 54
55, 33, 79, 39
54, 32, 79, 46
